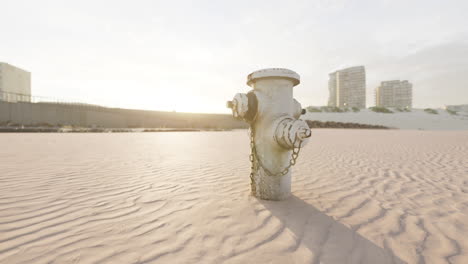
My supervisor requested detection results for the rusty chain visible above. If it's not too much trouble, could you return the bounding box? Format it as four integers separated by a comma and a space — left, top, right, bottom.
249, 125, 303, 195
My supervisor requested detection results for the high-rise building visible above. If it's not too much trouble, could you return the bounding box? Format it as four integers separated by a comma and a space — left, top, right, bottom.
0, 62, 31, 102
375, 80, 412, 108
328, 66, 366, 108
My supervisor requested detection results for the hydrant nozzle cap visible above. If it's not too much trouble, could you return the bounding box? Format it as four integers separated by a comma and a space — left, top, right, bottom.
247, 68, 300, 87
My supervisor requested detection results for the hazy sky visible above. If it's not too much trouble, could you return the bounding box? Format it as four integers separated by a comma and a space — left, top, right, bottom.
1, 0, 467, 113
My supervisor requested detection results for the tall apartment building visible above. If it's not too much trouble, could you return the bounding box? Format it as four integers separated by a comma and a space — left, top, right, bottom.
0, 62, 31, 102
328, 66, 366, 108
375, 80, 412, 108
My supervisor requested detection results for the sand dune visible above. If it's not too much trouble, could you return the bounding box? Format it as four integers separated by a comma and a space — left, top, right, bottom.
0, 130, 467, 263
304, 109, 468, 130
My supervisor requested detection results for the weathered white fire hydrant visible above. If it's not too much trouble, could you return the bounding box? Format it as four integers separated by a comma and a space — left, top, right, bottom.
227, 68, 311, 200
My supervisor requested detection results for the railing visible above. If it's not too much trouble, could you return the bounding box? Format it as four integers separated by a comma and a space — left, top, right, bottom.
0, 91, 104, 109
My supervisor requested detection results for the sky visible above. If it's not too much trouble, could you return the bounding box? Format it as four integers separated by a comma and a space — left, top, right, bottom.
1, 0, 467, 113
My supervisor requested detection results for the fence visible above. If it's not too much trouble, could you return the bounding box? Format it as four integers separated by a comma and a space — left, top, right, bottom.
0, 91, 104, 109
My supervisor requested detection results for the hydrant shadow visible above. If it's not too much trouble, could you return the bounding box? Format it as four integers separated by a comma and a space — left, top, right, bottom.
258, 195, 405, 264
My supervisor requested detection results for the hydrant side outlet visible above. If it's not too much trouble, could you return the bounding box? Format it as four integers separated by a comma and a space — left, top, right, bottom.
228, 68, 312, 201
228, 92, 258, 123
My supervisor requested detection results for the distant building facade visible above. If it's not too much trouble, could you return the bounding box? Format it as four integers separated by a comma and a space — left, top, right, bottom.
375, 80, 412, 108
0, 62, 31, 102
328, 66, 366, 108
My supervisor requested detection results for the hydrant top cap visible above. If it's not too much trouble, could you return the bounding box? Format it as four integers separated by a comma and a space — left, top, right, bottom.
247, 68, 300, 87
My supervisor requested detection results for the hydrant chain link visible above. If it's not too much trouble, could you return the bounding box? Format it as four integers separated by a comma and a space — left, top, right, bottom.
249, 126, 303, 178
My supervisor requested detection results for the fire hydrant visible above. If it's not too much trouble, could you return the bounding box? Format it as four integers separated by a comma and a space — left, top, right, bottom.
227, 68, 311, 200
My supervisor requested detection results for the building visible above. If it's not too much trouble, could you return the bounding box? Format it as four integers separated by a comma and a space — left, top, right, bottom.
444, 104, 468, 113
0, 62, 31, 102
375, 80, 412, 108
328, 66, 366, 108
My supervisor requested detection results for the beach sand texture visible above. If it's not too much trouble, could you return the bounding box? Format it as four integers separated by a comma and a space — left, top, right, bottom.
0, 130, 467, 264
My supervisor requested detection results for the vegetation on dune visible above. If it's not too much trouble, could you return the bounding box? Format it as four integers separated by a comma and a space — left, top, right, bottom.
321, 106, 340, 112
424, 108, 438, 114
446, 109, 458, 115
395, 107, 411, 112
369, 106, 393, 113
306, 106, 322, 112
319, 106, 351, 113
306, 120, 389, 129
272, 105, 453, 117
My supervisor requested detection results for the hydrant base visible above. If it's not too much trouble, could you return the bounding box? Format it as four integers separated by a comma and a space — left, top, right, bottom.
251, 170, 291, 201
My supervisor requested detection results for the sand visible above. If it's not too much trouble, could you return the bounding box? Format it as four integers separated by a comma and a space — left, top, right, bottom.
304, 109, 468, 130
0, 130, 467, 263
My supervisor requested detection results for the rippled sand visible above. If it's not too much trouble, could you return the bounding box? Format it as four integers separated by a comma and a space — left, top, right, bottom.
0, 130, 467, 263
